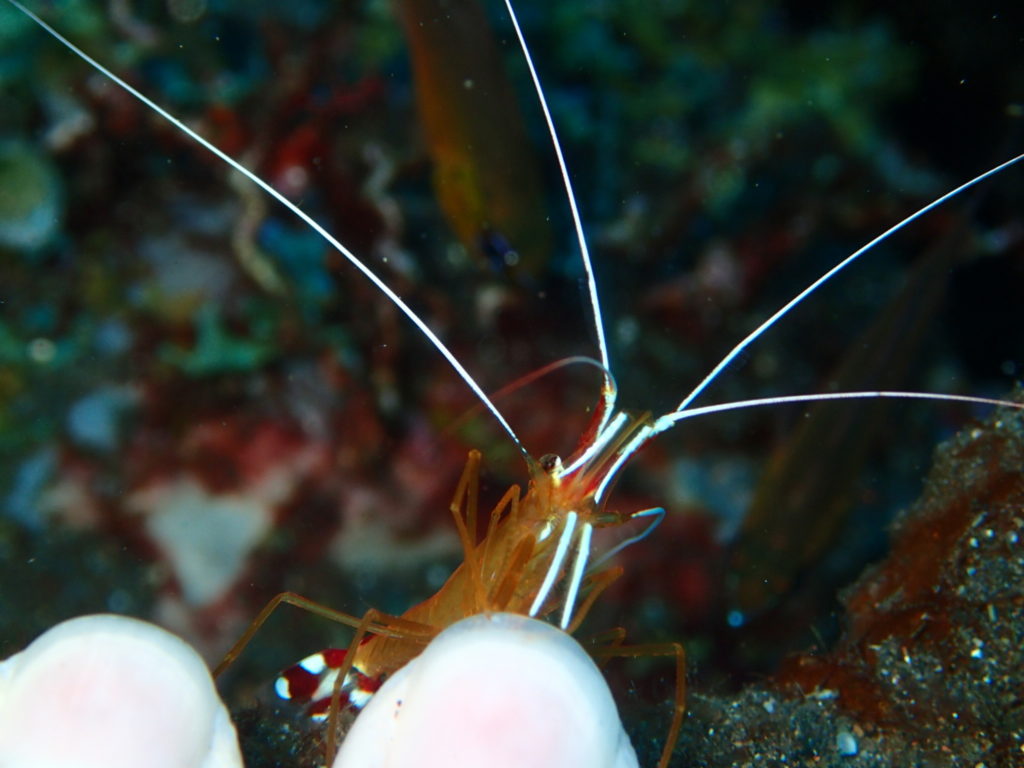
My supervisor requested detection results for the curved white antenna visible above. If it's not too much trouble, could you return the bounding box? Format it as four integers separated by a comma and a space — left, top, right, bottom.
594, 423, 655, 505
655, 390, 1024, 435
7, 0, 528, 458
561, 411, 629, 476
587, 507, 665, 575
675, 152, 1024, 413
501, 0, 615, 428
588, 389, 1023, 511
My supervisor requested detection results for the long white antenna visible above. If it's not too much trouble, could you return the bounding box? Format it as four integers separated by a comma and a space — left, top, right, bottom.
655, 390, 1024, 434
7, 0, 528, 458
502, 0, 614, 415
583, 389, 1022, 521
675, 152, 1024, 413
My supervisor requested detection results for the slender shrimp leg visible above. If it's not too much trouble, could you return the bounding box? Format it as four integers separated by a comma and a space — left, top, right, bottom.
591, 640, 688, 768
212, 593, 436, 681
214, 450, 499, 691
215, 593, 440, 763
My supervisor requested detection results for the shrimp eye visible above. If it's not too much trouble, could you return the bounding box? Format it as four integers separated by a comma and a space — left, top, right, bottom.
539, 453, 562, 474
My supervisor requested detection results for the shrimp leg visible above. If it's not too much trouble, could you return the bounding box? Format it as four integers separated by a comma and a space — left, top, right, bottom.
212, 592, 434, 680
592, 640, 687, 768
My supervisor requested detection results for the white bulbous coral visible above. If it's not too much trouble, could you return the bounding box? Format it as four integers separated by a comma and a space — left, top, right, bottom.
0, 612, 639, 768
335, 612, 639, 768
0, 615, 243, 768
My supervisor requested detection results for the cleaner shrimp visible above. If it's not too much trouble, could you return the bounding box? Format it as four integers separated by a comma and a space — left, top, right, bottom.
2, 0, 1022, 765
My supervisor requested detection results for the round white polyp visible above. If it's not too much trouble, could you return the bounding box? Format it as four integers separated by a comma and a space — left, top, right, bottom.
334, 612, 638, 768
0, 614, 242, 768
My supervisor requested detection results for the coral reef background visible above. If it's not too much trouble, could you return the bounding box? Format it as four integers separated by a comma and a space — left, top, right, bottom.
1, 0, 1022, 765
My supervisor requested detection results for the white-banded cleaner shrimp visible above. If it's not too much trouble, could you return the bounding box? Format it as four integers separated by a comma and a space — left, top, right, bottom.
2, 0, 1023, 765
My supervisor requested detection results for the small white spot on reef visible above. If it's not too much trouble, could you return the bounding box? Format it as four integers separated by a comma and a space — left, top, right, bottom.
809, 688, 838, 701
970, 639, 985, 659
27, 337, 56, 364
836, 729, 858, 756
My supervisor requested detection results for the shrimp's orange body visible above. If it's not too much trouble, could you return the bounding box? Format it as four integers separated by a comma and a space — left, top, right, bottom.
276, 408, 660, 713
